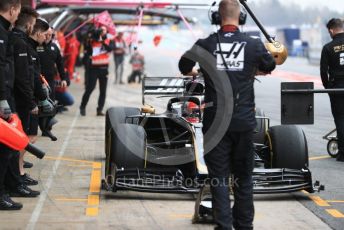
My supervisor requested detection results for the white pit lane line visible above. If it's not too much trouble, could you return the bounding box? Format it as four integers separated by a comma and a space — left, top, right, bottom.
26, 111, 80, 230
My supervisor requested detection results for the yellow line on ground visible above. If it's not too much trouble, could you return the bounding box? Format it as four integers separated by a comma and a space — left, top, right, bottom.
86, 207, 99, 216
55, 198, 88, 202
327, 200, 344, 203
28, 154, 95, 164
67, 164, 93, 168
301, 190, 309, 194
326, 209, 344, 218
89, 169, 101, 193
169, 214, 193, 219
309, 155, 331, 160
86, 162, 102, 217
93, 162, 102, 169
88, 195, 99, 206
309, 196, 331, 207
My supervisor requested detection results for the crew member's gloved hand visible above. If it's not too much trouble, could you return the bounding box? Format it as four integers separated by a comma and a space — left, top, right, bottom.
60, 80, 67, 88
0, 100, 12, 120
42, 84, 50, 97
39, 99, 54, 113
30, 106, 39, 115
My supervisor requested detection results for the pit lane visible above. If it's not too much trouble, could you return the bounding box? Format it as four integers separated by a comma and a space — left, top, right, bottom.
0, 52, 342, 229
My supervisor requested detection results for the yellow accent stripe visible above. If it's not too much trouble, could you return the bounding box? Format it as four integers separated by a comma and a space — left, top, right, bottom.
309, 196, 330, 207
309, 155, 331, 161
55, 198, 87, 202
89, 169, 101, 193
88, 195, 99, 206
265, 132, 273, 167
86, 207, 99, 216
326, 209, 344, 218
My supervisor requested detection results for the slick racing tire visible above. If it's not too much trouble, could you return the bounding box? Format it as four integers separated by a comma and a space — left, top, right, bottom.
327, 139, 339, 158
267, 125, 308, 169
111, 124, 146, 170
105, 107, 140, 156
253, 108, 267, 145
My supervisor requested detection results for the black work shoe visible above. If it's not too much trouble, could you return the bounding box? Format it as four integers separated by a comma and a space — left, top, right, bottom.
0, 194, 23, 210
23, 161, 33, 169
21, 173, 38, 186
10, 184, 40, 198
80, 107, 86, 116
336, 154, 344, 162
97, 111, 105, 116
42, 130, 58, 141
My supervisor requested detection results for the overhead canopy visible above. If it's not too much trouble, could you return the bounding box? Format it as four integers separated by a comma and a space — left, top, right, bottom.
36, 0, 210, 9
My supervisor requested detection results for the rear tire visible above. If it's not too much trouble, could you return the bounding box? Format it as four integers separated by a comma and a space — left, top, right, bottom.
267, 125, 308, 169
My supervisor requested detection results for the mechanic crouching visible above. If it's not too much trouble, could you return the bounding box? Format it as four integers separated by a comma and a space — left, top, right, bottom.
179, 0, 276, 229
321, 18, 344, 162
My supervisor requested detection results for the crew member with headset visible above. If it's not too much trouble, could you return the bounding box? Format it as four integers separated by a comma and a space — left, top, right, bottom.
179, 0, 277, 229
321, 18, 344, 162
80, 26, 114, 116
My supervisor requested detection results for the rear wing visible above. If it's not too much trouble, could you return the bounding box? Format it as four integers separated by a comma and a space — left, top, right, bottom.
142, 76, 185, 105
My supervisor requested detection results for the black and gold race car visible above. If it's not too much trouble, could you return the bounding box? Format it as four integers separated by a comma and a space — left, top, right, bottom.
102, 76, 322, 197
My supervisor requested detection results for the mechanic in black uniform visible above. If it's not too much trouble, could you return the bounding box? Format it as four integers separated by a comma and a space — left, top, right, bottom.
37, 26, 69, 140
37, 26, 68, 101
25, 18, 54, 150
179, 0, 275, 229
321, 18, 344, 162
12, 6, 41, 187
0, 0, 23, 211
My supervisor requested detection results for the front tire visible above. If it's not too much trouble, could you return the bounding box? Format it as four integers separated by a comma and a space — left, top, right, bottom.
267, 125, 308, 169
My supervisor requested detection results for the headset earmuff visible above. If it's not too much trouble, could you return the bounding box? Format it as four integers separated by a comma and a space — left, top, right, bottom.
211, 11, 221, 25
239, 11, 247, 25
211, 10, 246, 25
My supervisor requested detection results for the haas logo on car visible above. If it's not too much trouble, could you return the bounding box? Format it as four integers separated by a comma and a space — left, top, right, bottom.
216, 42, 247, 71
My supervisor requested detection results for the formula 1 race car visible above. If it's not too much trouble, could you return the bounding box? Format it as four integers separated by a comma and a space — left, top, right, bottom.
102, 76, 323, 198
